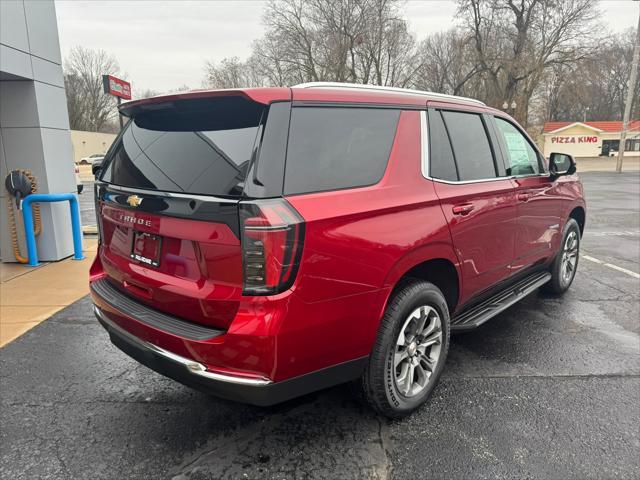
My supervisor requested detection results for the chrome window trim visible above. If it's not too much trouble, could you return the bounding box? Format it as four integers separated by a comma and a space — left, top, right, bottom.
426, 172, 551, 186
421, 109, 508, 185
420, 109, 553, 185
420, 110, 429, 179
98, 182, 239, 204
510, 173, 551, 180
428, 176, 514, 185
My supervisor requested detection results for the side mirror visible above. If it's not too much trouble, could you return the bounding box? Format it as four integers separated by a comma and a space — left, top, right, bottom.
549, 152, 576, 180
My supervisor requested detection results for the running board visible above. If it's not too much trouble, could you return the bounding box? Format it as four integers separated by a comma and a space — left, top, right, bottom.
451, 271, 551, 331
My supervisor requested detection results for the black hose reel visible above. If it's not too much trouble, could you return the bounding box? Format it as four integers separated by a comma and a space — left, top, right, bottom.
5, 170, 33, 208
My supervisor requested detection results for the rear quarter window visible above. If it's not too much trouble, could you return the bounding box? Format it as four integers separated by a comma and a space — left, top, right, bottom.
284, 107, 400, 195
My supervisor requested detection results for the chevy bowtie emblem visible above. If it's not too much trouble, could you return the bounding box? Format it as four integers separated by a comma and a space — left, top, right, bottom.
126, 195, 142, 207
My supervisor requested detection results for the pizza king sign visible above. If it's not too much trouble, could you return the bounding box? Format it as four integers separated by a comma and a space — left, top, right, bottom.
551, 136, 598, 144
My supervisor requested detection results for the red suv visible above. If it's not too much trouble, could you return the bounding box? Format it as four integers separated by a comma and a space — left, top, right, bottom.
90, 83, 585, 418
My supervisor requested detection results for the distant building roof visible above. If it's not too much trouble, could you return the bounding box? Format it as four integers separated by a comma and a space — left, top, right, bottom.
543, 120, 640, 134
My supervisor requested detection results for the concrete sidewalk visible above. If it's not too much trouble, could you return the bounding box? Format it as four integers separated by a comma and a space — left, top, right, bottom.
0, 238, 96, 346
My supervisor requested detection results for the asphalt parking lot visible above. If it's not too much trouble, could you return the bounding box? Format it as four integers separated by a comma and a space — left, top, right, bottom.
79, 182, 97, 227
1, 171, 639, 480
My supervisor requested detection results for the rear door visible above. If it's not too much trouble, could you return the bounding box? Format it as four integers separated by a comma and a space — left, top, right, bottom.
428, 108, 517, 305
491, 116, 564, 273
96, 95, 275, 329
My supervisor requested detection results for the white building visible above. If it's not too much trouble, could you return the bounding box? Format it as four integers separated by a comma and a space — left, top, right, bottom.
0, 0, 76, 262
542, 121, 640, 158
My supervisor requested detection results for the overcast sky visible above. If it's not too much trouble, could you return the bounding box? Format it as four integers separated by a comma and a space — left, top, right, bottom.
55, 0, 639, 94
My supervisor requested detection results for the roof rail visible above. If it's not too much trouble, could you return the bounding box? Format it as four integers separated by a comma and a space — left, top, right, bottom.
292, 82, 486, 106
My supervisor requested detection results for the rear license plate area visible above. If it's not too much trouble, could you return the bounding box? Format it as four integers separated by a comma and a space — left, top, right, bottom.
131, 231, 162, 267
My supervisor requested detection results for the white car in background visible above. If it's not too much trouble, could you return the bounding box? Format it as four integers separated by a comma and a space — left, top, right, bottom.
78, 153, 105, 165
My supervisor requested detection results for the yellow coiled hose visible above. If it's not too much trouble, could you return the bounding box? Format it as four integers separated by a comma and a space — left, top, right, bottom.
5, 170, 41, 264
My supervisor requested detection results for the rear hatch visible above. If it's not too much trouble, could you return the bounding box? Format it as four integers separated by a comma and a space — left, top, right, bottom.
95, 94, 301, 329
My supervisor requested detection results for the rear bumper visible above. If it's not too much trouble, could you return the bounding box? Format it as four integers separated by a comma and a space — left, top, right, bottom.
94, 304, 367, 406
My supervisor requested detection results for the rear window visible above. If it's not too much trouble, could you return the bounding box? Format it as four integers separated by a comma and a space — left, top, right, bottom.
284, 107, 400, 195
100, 97, 264, 197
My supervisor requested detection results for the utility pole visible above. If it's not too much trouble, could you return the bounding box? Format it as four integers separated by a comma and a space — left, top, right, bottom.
617, 12, 640, 173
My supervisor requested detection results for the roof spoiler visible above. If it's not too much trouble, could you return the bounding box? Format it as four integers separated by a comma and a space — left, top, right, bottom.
119, 88, 292, 118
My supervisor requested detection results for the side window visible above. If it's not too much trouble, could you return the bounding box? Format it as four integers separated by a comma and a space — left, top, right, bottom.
441, 111, 496, 181
427, 109, 458, 181
494, 117, 541, 176
284, 107, 400, 195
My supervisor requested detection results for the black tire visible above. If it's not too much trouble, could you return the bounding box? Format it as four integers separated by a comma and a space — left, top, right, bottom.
543, 218, 580, 294
360, 279, 450, 419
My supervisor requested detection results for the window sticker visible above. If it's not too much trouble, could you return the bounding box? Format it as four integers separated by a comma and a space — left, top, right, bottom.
503, 131, 531, 166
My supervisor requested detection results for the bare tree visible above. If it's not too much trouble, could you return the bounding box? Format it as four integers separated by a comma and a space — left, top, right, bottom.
201, 0, 609, 128
204, 0, 419, 87
204, 56, 265, 88
64, 46, 122, 132
134, 88, 162, 99
534, 27, 640, 123
458, 0, 601, 126
413, 29, 481, 95
168, 84, 193, 93
251, 30, 305, 86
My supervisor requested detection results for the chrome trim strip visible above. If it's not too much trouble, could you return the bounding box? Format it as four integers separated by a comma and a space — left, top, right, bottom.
94, 306, 272, 386
510, 173, 552, 180
420, 110, 429, 179
293, 82, 486, 106
428, 176, 514, 185
425, 171, 552, 186
98, 182, 239, 204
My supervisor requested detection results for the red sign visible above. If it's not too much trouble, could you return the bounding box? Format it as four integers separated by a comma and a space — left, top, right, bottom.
551, 136, 598, 144
102, 75, 131, 100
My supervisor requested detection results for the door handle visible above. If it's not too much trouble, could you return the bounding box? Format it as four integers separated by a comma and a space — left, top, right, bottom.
517, 193, 531, 202
452, 204, 474, 215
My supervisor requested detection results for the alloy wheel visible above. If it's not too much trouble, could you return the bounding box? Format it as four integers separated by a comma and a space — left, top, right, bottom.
393, 305, 443, 397
561, 231, 579, 286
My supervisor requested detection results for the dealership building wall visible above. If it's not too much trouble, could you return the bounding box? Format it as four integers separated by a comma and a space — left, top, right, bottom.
71, 130, 116, 163
0, 0, 76, 263
542, 121, 640, 158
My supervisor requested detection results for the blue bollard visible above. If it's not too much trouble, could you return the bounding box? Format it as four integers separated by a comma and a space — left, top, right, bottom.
21, 193, 85, 267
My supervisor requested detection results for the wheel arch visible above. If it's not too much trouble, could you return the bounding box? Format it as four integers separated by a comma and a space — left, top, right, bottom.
568, 206, 585, 236
378, 245, 462, 321
399, 259, 460, 313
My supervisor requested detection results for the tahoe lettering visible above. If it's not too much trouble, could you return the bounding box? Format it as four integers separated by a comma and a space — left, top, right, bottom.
119, 215, 152, 227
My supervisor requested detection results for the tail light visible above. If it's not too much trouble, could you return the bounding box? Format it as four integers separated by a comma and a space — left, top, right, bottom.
75, 166, 80, 174
240, 199, 305, 295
